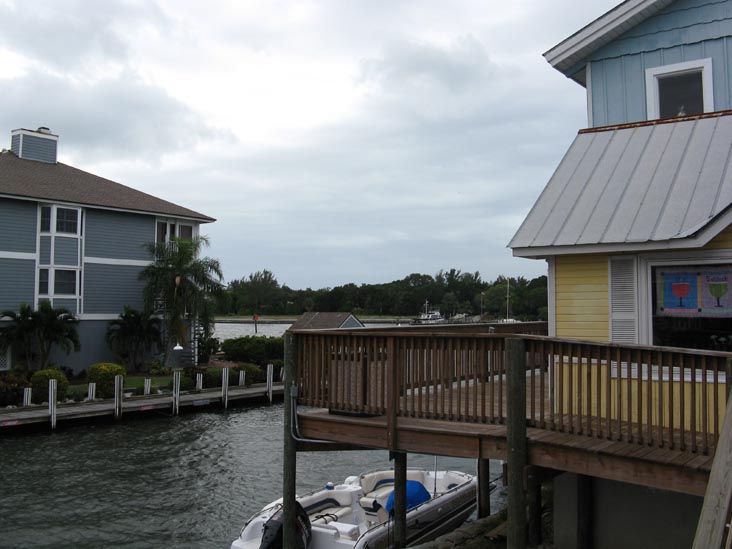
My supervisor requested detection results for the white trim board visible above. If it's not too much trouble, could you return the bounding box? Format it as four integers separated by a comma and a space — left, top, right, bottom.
84, 257, 151, 267
0, 251, 37, 261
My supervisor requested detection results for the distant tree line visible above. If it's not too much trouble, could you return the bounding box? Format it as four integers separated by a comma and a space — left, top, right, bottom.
215, 269, 548, 321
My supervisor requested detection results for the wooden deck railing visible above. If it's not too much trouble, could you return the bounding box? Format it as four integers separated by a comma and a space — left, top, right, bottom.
294, 328, 732, 456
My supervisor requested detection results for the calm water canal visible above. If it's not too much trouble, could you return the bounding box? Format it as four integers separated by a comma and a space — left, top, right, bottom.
1, 404, 505, 549
2, 322, 504, 548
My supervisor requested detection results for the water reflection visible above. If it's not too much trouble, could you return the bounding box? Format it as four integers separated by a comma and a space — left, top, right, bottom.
1, 405, 503, 548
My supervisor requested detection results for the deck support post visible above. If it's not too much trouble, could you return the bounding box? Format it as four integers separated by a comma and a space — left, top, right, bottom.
506, 337, 527, 549
478, 457, 492, 518
393, 450, 408, 549
527, 466, 542, 546
283, 332, 298, 549
726, 358, 732, 399
576, 474, 593, 549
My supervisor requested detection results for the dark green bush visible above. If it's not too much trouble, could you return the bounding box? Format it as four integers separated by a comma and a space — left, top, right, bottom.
263, 337, 284, 362
0, 371, 29, 406
168, 375, 194, 392
221, 336, 284, 364
222, 336, 266, 363
234, 363, 265, 385
88, 363, 126, 399
30, 368, 69, 404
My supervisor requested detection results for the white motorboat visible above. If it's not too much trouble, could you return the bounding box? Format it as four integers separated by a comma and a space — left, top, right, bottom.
412, 301, 445, 325
231, 467, 486, 549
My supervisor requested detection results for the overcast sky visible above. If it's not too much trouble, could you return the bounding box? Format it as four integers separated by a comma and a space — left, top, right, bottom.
0, 0, 619, 289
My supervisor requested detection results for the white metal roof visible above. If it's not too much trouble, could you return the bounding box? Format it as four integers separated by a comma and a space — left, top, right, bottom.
544, 0, 674, 82
510, 111, 732, 257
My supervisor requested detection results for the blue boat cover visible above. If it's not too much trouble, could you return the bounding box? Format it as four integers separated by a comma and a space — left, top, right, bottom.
385, 480, 431, 515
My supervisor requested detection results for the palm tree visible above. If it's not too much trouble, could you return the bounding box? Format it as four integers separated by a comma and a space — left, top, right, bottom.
139, 235, 223, 364
0, 301, 80, 372
106, 306, 162, 372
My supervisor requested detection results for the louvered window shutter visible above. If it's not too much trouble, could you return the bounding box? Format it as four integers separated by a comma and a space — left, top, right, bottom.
609, 257, 638, 343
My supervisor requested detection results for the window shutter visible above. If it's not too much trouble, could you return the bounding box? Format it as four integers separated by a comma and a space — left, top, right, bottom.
609, 257, 638, 343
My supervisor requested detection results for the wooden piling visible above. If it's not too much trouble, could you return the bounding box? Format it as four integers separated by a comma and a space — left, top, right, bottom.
527, 466, 542, 546
222, 367, 229, 409
393, 451, 408, 549
114, 375, 123, 419
478, 457, 492, 518
49, 379, 57, 429
172, 370, 181, 415
506, 337, 527, 549
726, 358, 732, 399
283, 332, 298, 549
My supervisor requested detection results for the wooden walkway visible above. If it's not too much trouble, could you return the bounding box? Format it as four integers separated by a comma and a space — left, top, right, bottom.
0, 383, 284, 430
296, 407, 713, 496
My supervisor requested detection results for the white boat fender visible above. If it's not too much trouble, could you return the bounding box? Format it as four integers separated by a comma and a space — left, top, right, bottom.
258, 501, 312, 549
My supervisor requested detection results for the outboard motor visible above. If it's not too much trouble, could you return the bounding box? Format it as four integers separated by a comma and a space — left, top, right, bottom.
259, 501, 312, 549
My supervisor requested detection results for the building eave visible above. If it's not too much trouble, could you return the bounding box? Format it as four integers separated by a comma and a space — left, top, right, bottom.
544, 0, 674, 78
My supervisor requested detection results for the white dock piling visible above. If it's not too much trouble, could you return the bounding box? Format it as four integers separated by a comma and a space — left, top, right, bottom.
88, 382, 96, 401
114, 375, 123, 419
22, 387, 31, 406
48, 379, 57, 429
196, 373, 203, 391
172, 370, 181, 415
239, 370, 246, 387
267, 363, 274, 404
221, 367, 229, 409
143, 378, 151, 396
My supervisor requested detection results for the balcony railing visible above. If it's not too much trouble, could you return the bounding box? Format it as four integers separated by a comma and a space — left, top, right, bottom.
294, 328, 732, 456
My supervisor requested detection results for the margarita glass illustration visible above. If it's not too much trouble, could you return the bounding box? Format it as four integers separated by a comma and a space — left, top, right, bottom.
708, 280, 728, 307
671, 282, 691, 307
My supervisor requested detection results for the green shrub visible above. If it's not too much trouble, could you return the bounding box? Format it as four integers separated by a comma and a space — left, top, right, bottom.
0, 371, 29, 406
222, 336, 266, 363
168, 375, 194, 392
222, 336, 284, 364
146, 359, 171, 376
234, 363, 265, 385
263, 337, 284, 362
88, 363, 126, 399
30, 368, 69, 404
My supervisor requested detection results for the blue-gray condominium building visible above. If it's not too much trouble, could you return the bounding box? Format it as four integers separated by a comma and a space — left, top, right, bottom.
0, 127, 215, 372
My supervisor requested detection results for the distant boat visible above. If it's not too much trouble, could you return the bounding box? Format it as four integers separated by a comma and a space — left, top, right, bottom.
412, 301, 445, 325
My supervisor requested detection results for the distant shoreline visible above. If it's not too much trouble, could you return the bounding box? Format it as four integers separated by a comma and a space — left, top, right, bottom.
215, 317, 401, 325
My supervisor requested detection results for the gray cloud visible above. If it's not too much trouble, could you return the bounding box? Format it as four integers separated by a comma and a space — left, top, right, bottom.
0, 71, 232, 163
0, 0, 166, 71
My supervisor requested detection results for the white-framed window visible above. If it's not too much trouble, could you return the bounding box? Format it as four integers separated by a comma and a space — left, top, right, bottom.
39, 204, 82, 236
156, 218, 196, 242
645, 58, 714, 120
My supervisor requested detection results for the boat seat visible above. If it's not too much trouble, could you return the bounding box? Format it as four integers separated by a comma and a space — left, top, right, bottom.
359, 485, 394, 512
310, 506, 353, 524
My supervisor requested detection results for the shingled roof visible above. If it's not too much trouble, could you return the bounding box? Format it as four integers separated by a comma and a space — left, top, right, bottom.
0, 150, 215, 222
290, 312, 364, 330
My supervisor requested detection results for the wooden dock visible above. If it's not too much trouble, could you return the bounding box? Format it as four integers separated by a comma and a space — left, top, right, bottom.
0, 383, 284, 430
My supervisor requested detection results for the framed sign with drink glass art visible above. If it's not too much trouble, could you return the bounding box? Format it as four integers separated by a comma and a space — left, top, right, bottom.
656, 266, 732, 317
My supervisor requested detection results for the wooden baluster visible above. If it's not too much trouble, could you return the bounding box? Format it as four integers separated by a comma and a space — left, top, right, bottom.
549, 342, 556, 431
605, 345, 611, 439
669, 351, 675, 450
540, 340, 546, 430
691, 354, 697, 454
680, 353, 686, 451
529, 340, 536, 426
480, 339, 487, 423
713, 357, 719, 447
448, 338, 455, 421
616, 347, 622, 441
626, 349, 633, 443
568, 343, 574, 434
586, 345, 593, 437
558, 343, 565, 432
496, 337, 506, 423
472, 338, 479, 421
701, 355, 708, 454
657, 350, 664, 448
645, 350, 652, 446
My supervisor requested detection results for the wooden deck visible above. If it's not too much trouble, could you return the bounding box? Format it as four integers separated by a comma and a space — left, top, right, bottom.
290, 328, 732, 497
0, 383, 284, 430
